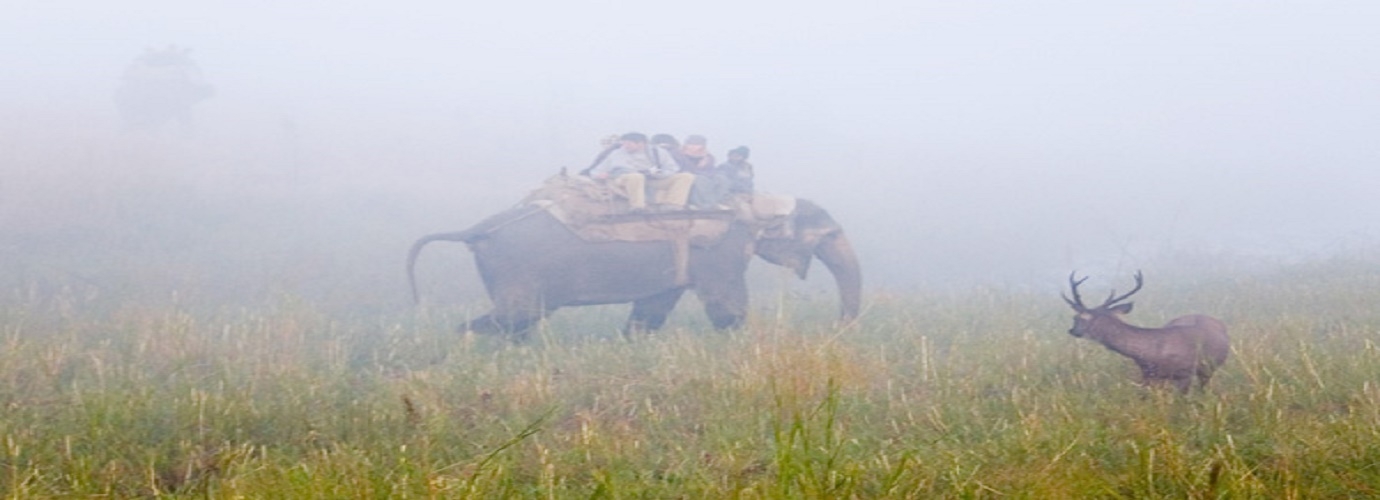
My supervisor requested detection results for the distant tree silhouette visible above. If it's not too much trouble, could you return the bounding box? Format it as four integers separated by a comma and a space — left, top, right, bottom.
114, 45, 215, 132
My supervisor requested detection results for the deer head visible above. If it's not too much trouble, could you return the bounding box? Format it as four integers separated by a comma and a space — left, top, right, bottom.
1062, 271, 1144, 338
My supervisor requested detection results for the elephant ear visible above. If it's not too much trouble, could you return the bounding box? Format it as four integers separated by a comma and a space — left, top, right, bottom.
791, 199, 844, 247
755, 237, 814, 279
752, 200, 841, 280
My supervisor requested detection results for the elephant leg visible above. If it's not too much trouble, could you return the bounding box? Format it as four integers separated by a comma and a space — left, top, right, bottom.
461, 311, 541, 339
702, 300, 745, 330
687, 235, 751, 331
462, 295, 550, 341
1175, 377, 1192, 394
699, 279, 748, 330
625, 288, 687, 336
460, 285, 555, 340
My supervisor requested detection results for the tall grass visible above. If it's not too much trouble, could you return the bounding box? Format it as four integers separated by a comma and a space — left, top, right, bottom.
1, 260, 1379, 497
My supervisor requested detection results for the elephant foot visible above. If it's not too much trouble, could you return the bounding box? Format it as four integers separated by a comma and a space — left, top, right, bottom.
622, 319, 662, 339
461, 313, 538, 341
703, 302, 746, 330
710, 315, 745, 330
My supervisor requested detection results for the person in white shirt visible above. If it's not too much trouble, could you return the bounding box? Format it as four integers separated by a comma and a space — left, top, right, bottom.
588, 132, 694, 210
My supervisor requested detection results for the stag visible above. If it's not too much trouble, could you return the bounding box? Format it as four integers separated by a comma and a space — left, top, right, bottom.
1062, 271, 1229, 393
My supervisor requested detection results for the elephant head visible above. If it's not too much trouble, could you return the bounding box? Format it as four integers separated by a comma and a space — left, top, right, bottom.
752, 199, 862, 321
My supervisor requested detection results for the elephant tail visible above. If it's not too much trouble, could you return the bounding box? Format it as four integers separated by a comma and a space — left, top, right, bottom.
407, 230, 481, 304
407, 205, 548, 304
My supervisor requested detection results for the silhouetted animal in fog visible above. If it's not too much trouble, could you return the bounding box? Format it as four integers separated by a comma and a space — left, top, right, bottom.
408, 198, 860, 339
1062, 271, 1229, 393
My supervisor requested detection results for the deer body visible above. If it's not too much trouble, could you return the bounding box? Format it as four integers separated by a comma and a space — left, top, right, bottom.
1064, 273, 1230, 393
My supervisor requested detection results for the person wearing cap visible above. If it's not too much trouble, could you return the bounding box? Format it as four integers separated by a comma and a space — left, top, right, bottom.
720, 146, 755, 195
588, 132, 695, 210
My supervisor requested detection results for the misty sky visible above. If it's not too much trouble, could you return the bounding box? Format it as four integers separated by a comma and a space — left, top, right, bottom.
5, 1, 1380, 288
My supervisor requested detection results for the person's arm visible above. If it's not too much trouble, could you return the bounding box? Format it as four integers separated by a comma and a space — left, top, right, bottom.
580, 144, 622, 177
699, 153, 717, 171
588, 148, 629, 179
649, 147, 678, 176
663, 146, 694, 171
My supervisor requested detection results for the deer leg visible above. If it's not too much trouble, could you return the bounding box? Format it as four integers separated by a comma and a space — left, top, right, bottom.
1196, 365, 1215, 391
1139, 367, 1174, 392
1173, 376, 1192, 394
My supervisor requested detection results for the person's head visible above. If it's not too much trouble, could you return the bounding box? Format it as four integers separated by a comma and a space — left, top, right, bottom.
619, 132, 648, 152
728, 146, 750, 162
650, 133, 679, 149
682, 134, 708, 155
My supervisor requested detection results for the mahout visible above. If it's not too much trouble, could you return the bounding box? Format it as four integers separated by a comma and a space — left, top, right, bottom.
408, 193, 860, 340
1061, 271, 1229, 393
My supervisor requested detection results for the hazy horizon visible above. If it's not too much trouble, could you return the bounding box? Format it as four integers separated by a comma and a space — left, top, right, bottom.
4, 1, 1379, 300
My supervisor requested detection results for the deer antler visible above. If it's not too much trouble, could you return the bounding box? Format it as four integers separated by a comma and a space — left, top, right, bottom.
1062, 271, 1089, 311
1100, 270, 1144, 308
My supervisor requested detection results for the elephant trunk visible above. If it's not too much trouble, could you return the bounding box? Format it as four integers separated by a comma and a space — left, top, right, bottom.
815, 232, 861, 320
407, 230, 479, 304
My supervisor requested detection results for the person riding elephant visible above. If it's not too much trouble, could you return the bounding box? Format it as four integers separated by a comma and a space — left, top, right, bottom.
650, 133, 690, 168
680, 134, 730, 209
720, 146, 754, 195
587, 132, 695, 211
690, 145, 754, 208
679, 134, 716, 174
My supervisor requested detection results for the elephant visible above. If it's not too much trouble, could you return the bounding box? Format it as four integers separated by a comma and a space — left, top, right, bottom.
407, 197, 861, 338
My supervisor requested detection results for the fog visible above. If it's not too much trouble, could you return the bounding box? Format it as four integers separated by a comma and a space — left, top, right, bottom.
4, 2, 1379, 309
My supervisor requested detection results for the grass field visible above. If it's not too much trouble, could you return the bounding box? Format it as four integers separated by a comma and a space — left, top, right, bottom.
3, 126, 1378, 497
1, 257, 1379, 498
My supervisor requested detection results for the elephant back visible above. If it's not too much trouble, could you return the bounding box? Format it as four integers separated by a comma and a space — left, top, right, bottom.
521, 173, 739, 248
